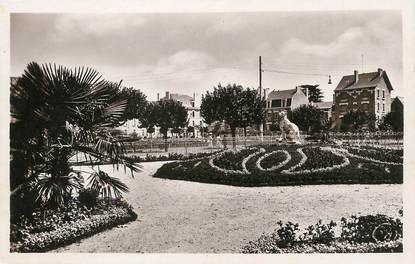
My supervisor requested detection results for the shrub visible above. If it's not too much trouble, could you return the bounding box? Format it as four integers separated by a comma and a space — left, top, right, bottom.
300, 220, 337, 244
242, 213, 403, 254
340, 214, 402, 243
78, 188, 100, 208
275, 221, 300, 248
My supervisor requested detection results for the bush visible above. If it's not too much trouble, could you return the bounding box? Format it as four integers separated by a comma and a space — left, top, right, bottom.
10, 199, 137, 252
78, 188, 100, 207
242, 213, 403, 254
275, 221, 300, 248
301, 220, 337, 245
340, 214, 402, 243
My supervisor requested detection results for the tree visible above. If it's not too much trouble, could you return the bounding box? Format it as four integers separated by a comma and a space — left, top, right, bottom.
340, 110, 376, 132
300, 84, 323, 103
380, 110, 403, 132
115, 87, 148, 124
140, 102, 157, 138
239, 88, 266, 138
289, 105, 327, 133
10, 62, 140, 215
201, 84, 265, 148
152, 99, 188, 151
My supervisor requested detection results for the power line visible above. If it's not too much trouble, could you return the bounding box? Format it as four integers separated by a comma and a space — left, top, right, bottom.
262, 68, 330, 77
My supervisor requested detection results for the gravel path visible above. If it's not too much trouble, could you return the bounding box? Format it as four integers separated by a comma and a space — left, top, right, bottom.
53, 161, 402, 253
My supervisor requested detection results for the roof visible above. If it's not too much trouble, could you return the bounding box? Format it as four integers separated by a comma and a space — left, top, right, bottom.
267, 88, 297, 100
313, 101, 333, 109
335, 70, 393, 91
161, 93, 193, 102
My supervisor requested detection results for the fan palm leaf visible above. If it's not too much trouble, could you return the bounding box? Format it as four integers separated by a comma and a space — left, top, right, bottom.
87, 170, 128, 200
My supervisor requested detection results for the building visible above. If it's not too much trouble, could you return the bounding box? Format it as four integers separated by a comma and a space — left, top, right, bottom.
333, 68, 393, 129
264, 86, 309, 129
312, 101, 333, 121
160, 91, 205, 137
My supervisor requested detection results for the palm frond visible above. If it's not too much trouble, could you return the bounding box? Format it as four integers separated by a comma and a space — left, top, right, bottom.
87, 170, 128, 199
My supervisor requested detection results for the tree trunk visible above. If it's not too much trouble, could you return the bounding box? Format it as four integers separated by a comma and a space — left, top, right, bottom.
243, 127, 247, 147
164, 132, 168, 152
231, 127, 236, 149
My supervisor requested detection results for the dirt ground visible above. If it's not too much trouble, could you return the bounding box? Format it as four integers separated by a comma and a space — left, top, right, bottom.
53, 161, 402, 253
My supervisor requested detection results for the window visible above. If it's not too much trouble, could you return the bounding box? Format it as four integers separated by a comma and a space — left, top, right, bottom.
286, 98, 292, 107
377, 89, 380, 98
282, 99, 286, 107
382, 90, 385, 99
271, 99, 282, 107
383, 103, 385, 112
267, 101, 270, 108
192, 121, 195, 126
192, 111, 195, 117
191, 102, 195, 107
377, 103, 380, 112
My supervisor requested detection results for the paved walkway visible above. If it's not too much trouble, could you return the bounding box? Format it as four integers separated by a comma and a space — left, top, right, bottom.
54, 162, 402, 253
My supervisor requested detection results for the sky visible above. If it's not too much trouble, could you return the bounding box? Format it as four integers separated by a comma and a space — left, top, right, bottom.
10, 11, 403, 101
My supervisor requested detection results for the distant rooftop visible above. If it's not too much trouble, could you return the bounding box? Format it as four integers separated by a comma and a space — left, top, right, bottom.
335, 69, 393, 91
267, 88, 297, 100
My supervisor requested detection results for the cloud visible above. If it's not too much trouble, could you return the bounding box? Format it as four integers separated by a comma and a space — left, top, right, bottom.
153, 50, 216, 74
280, 27, 364, 57
50, 14, 147, 41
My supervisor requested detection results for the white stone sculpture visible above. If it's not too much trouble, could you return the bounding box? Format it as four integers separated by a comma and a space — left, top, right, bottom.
278, 111, 301, 144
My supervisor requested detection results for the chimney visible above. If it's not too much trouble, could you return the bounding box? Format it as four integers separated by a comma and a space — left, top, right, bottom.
157, 93, 159, 101
354, 70, 359, 83
165, 91, 170, 99
378, 68, 383, 77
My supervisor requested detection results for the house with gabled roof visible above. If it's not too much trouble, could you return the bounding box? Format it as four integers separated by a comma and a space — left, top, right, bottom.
264, 86, 309, 130
333, 68, 393, 129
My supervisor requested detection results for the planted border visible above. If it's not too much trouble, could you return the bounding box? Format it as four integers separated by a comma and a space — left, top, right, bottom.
154, 143, 403, 187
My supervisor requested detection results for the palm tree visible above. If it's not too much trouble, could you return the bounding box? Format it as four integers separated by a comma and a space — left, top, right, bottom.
10, 62, 140, 212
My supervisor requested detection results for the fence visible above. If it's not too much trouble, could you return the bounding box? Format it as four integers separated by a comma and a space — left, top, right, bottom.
122, 133, 310, 157
329, 132, 403, 149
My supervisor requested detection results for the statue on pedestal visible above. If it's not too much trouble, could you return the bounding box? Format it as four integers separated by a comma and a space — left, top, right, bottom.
278, 111, 301, 144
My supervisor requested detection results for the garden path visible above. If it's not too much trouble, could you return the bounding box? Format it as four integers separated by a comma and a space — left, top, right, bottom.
53, 161, 402, 253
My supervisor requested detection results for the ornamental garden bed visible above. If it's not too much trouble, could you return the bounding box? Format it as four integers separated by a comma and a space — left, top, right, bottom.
241, 212, 403, 253
10, 199, 137, 252
153, 143, 403, 187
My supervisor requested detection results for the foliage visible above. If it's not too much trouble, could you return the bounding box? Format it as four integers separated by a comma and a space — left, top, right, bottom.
10, 200, 137, 252
154, 144, 403, 187
77, 188, 100, 208
289, 105, 327, 132
300, 84, 323, 103
146, 99, 187, 151
275, 221, 300, 248
340, 110, 376, 132
201, 84, 265, 147
242, 213, 403, 253
340, 214, 402, 243
379, 110, 403, 132
115, 87, 148, 123
87, 170, 129, 200
301, 220, 337, 244
299, 147, 344, 171
10, 62, 139, 214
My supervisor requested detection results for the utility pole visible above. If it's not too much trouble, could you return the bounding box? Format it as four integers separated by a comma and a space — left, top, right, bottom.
259, 56, 264, 142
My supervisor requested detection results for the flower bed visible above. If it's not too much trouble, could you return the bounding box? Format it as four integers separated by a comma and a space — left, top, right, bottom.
154, 143, 403, 187
241, 213, 403, 253
10, 200, 137, 252
345, 147, 403, 164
